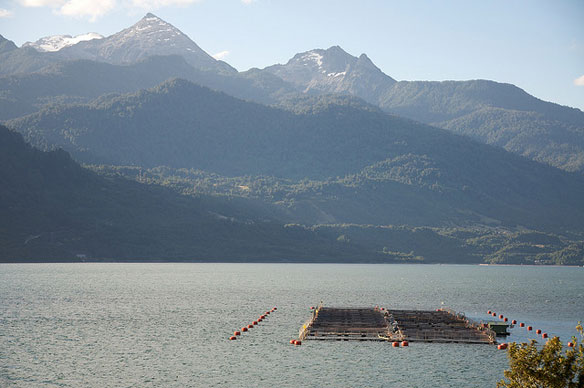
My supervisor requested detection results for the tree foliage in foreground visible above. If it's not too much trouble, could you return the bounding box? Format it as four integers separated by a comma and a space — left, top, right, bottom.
498, 323, 584, 388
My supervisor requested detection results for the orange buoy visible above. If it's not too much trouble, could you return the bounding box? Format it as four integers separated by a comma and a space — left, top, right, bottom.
247, 324, 253, 329
519, 322, 525, 327
568, 342, 574, 348
527, 326, 533, 331
401, 341, 409, 347
290, 339, 295, 344
241, 327, 248, 332
487, 310, 492, 315
504, 317, 508, 322
497, 343, 507, 350
229, 336, 237, 340
252, 321, 258, 325
392, 342, 400, 347
512, 320, 517, 325
499, 314, 504, 319
295, 340, 302, 346
536, 329, 541, 334
542, 333, 548, 339
234, 331, 241, 336
492, 312, 497, 317
273, 307, 277, 310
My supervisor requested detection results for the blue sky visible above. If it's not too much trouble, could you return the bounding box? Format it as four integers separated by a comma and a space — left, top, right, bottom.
1, 0, 583, 110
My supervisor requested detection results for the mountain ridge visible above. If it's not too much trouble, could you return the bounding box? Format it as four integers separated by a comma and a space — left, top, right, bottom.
8, 78, 584, 234
2, 13, 583, 173
0, 13, 234, 75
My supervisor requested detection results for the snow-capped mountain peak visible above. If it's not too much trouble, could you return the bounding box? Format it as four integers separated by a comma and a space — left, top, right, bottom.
121, 12, 184, 44
51, 13, 236, 74
10, 13, 235, 74
264, 46, 396, 103
23, 33, 103, 52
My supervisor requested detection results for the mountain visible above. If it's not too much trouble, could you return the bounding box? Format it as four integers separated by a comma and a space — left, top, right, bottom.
6, 16, 581, 174
58, 13, 235, 74
0, 124, 376, 262
0, 13, 234, 76
3, 119, 582, 264
8, 79, 584, 234
264, 46, 396, 104
0, 34, 17, 54
263, 48, 584, 172
379, 80, 584, 172
22, 33, 104, 52
3, 15, 583, 174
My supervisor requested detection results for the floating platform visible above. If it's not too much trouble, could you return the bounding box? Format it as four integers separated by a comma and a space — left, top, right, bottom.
301, 307, 391, 341
390, 309, 495, 344
299, 306, 496, 344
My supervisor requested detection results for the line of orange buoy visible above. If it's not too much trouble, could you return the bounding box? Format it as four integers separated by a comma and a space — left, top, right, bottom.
486, 309, 556, 347
229, 306, 277, 341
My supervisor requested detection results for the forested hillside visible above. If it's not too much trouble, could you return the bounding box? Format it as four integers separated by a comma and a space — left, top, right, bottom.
8, 79, 584, 235
0, 125, 375, 262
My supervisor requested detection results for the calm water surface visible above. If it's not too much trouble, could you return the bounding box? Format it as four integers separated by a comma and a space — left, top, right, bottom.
1, 263, 583, 387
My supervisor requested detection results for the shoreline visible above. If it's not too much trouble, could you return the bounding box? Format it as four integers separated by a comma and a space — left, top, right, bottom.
0, 260, 582, 267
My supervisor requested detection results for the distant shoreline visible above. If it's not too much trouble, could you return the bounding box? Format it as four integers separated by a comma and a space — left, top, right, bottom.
0, 260, 582, 267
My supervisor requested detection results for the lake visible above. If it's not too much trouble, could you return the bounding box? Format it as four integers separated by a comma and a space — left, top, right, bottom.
1, 263, 582, 387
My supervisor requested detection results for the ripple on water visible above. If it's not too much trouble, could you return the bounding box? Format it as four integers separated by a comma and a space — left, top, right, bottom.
0, 263, 582, 387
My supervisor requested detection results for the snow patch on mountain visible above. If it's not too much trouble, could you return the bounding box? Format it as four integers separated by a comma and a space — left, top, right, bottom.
302, 51, 323, 68
23, 33, 103, 52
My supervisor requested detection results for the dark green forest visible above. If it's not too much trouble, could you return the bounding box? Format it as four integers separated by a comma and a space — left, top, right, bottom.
9, 79, 584, 232
0, 125, 384, 262
3, 77, 584, 264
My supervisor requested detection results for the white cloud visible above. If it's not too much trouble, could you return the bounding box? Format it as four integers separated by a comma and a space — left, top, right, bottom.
59, 0, 116, 21
212, 50, 229, 60
130, 0, 201, 8
18, 0, 201, 20
575, 75, 584, 86
19, 0, 111, 21
0, 8, 14, 17
19, 0, 65, 6
241, 0, 255, 4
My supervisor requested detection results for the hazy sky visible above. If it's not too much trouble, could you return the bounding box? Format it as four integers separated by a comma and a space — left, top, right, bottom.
1, 0, 583, 110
